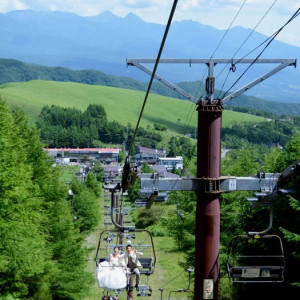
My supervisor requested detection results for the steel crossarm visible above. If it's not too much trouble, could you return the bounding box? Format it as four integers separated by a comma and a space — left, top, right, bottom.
126, 58, 296, 104
140, 174, 281, 193
127, 60, 198, 103
222, 59, 296, 104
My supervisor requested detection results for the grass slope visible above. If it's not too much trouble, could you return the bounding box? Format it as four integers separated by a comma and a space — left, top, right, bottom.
0, 80, 265, 132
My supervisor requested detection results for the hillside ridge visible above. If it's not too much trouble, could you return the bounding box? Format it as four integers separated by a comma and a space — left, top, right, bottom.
0, 79, 265, 132
1, 58, 300, 116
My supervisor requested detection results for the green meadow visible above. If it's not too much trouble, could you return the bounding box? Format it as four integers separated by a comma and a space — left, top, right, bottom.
0, 80, 265, 133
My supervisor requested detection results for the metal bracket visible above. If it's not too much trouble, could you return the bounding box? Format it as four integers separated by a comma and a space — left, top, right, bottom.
198, 177, 221, 194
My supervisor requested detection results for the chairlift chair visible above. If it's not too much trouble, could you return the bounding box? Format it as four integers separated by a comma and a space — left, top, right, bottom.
227, 234, 285, 283
96, 229, 156, 297
96, 229, 156, 271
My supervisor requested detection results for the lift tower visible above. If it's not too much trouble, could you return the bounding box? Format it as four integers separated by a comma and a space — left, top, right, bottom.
127, 58, 296, 299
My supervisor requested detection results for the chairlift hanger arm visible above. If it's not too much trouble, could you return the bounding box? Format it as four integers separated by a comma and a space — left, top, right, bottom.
278, 158, 300, 188
248, 207, 273, 236
108, 188, 135, 231
251, 159, 300, 207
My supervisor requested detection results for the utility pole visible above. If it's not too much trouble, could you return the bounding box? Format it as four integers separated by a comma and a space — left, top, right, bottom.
127, 57, 297, 299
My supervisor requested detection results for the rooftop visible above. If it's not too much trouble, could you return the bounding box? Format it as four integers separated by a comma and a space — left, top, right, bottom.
44, 148, 119, 153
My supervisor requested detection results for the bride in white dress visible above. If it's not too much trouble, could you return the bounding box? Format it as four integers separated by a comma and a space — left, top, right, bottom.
97, 246, 128, 291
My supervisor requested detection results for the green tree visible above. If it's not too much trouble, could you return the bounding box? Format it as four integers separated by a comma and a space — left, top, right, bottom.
0, 100, 50, 298
141, 162, 153, 173
73, 189, 100, 233
85, 172, 100, 196
93, 160, 105, 182
0, 99, 94, 299
118, 149, 126, 164
166, 192, 196, 252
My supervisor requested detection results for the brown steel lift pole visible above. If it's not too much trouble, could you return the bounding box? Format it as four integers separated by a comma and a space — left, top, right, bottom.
195, 103, 222, 299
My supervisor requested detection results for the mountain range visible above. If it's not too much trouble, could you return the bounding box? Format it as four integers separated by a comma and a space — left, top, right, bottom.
0, 10, 299, 103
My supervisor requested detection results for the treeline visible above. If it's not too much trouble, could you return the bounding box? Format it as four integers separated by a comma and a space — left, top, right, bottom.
134, 134, 300, 299
37, 104, 162, 149
0, 58, 146, 90
226, 94, 300, 116
0, 97, 102, 299
2, 58, 300, 116
227, 105, 300, 122
222, 118, 299, 148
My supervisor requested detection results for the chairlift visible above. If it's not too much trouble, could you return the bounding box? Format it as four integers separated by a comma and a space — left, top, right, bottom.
96, 229, 156, 273
99, 178, 156, 297
227, 207, 285, 283
96, 229, 156, 296
227, 234, 285, 283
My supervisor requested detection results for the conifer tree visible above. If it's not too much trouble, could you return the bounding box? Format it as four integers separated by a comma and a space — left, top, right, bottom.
0, 99, 94, 299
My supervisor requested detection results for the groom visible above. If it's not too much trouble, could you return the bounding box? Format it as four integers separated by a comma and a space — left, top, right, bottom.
123, 244, 143, 290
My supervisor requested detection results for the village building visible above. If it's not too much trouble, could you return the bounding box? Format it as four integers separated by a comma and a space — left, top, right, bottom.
44, 148, 119, 163
134, 146, 166, 164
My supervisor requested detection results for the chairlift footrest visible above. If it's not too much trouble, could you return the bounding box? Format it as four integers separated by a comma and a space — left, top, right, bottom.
136, 285, 152, 297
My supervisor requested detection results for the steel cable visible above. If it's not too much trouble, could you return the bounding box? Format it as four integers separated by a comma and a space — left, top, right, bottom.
221, 8, 300, 99
127, 0, 178, 159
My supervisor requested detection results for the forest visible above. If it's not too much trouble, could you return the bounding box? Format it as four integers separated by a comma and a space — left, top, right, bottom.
0, 98, 106, 299
36, 104, 162, 149
0, 95, 299, 299
37, 104, 299, 155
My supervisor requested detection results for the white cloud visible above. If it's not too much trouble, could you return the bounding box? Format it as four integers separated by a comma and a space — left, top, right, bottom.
0, 0, 28, 12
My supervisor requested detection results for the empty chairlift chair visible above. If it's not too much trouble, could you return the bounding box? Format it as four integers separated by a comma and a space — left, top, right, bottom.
227, 234, 285, 283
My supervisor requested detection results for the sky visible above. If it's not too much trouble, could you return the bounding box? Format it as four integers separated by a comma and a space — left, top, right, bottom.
0, 0, 299, 47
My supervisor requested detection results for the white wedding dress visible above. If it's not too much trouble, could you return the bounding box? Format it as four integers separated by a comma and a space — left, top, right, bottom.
97, 256, 127, 291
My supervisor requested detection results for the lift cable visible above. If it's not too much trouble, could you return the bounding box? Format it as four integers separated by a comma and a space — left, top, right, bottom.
216, 0, 278, 98
126, 0, 178, 160
182, 105, 195, 135
158, 269, 187, 290
210, 0, 248, 60
179, 1, 249, 171
221, 7, 300, 100
199, 0, 248, 99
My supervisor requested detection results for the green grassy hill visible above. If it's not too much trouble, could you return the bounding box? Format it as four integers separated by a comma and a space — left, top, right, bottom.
0, 80, 265, 133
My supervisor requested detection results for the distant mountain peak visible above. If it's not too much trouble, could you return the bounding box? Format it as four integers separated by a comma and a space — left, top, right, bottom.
124, 12, 142, 22
87, 10, 122, 24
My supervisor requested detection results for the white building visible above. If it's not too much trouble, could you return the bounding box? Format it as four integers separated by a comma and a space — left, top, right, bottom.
158, 156, 183, 170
